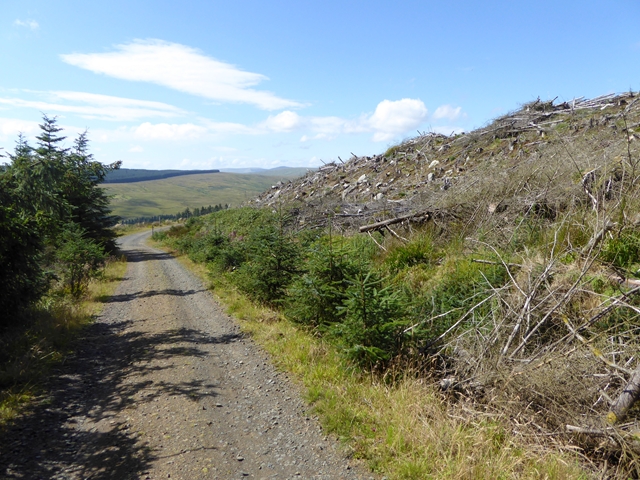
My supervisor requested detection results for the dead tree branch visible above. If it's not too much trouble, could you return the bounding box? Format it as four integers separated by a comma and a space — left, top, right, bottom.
608, 364, 640, 424
359, 212, 431, 233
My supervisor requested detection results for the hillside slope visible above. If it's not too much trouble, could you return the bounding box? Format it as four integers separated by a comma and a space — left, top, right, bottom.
154, 92, 640, 477
245, 92, 640, 474
257, 93, 640, 238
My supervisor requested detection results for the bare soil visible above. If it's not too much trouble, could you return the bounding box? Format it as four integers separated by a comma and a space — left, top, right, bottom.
0, 230, 374, 479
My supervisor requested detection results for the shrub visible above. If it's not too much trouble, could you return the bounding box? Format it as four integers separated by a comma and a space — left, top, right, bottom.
600, 231, 640, 269
233, 224, 301, 306
0, 204, 46, 323
331, 270, 408, 369
189, 231, 228, 263
286, 237, 364, 327
188, 229, 246, 272
54, 224, 107, 298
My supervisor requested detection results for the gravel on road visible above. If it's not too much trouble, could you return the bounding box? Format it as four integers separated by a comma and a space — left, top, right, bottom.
0, 230, 375, 479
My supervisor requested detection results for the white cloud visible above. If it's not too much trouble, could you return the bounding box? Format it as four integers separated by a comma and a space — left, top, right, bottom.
129, 145, 144, 152
432, 104, 462, 121
263, 111, 303, 132
0, 91, 184, 121
0, 117, 40, 140
368, 98, 428, 142
61, 39, 303, 110
133, 122, 208, 141
14, 19, 39, 30
200, 119, 258, 135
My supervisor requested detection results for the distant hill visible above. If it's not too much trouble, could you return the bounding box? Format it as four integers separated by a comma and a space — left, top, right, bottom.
104, 168, 220, 183
219, 166, 311, 176
102, 168, 310, 220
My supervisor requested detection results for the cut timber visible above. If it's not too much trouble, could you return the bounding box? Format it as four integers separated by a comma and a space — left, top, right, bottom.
359, 212, 431, 233
608, 364, 640, 424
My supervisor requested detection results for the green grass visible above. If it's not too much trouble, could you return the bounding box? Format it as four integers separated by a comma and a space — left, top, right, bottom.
103, 170, 305, 219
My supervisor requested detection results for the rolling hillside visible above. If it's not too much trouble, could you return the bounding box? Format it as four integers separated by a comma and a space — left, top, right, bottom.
103, 168, 309, 219
103, 168, 220, 183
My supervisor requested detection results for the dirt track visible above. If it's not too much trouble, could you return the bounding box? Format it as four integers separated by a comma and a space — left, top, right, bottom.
0, 230, 373, 479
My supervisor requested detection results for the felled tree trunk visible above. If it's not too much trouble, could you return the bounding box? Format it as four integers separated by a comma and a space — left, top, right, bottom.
608, 365, 640, 424
359, 212, 430, 233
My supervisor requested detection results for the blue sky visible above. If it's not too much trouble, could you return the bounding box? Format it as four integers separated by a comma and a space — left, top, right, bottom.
1, 1, 639, 170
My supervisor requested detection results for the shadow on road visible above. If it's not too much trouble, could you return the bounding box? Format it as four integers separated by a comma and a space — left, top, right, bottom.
106, 288, 208, 303
0, 316, 240, 479
123, 249, 173, 263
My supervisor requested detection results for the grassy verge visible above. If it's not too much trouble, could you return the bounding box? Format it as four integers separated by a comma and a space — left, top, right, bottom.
0, 256, 127, 425
158, 243, 590, 479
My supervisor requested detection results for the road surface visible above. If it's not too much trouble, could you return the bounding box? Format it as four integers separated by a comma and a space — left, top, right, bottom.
1, 230, 372, 479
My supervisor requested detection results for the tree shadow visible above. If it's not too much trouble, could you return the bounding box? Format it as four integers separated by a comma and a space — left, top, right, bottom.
0, 317, 240, 479
106, 289, 208, 303
123, 249, 173, 263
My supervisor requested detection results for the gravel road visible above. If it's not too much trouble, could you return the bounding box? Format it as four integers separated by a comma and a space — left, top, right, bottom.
1, 230, 374, 479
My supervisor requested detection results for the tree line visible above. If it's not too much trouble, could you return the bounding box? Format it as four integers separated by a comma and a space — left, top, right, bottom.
103, 168, 219, 184
0, 116, 120, 324
120, 204, 228, 225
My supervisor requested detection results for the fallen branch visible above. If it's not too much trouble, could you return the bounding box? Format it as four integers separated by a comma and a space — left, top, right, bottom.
471, 259, 522, 268
385, 225, 408, 242
582, 169, 599, 211
359, 211, 431, 233
608, 274, 640, 288
566, 424, 640, 449
608, 364, 640, 424
367, 231, 387, 251
566, 424, 614, 436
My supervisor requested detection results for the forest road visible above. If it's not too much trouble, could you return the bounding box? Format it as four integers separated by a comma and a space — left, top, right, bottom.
1, 230, 374, 479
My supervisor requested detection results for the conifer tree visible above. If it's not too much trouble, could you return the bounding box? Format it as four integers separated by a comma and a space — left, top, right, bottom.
0, 115, 121, 322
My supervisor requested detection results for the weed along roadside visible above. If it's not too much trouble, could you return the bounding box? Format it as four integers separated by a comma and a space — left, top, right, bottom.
152, 93, 640, 478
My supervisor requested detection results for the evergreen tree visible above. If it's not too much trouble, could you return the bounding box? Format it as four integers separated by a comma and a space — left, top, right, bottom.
35, 115, 68, 157
0, 115, 121, 322
62, 131, 121, 252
